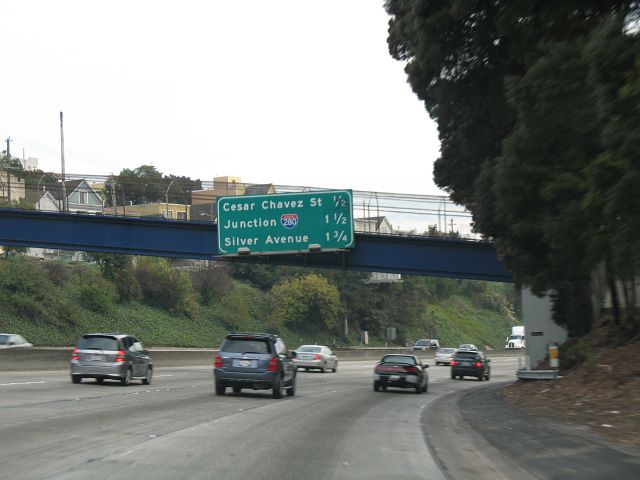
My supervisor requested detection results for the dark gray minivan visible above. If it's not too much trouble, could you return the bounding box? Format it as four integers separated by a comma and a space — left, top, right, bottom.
70, 333, 153, 386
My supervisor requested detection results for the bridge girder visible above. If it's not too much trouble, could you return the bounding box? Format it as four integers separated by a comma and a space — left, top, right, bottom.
0, 209, 512, 282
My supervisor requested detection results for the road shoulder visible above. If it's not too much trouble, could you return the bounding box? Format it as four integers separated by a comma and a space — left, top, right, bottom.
425, 381, 640, 480
423, 382, 537, 480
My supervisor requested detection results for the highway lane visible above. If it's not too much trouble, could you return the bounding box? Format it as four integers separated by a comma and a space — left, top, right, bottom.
0, 357, 520, 479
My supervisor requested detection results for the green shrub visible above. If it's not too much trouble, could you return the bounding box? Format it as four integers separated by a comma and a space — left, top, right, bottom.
80, 284, 115, 313
135, 257, 198, 317
7, 292, 49, 324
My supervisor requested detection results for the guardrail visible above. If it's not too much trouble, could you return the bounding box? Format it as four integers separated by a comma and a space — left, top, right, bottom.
0, 347, 524, 372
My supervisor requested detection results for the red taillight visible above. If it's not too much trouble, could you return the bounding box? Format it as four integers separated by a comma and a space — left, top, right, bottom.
267, 357, 281, 372
474, 362, 482, 367
404, 366, 417, 373
214, 355, 223, 368
450, 360, 457, 366
115, 350, 126, 362
313, 354, 322, 361
71, 347, 79, 361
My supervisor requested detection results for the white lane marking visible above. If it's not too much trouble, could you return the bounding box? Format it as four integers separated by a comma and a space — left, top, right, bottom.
120, 450, 134, 457
0, 381, 46, 386
155, 374, 173, 377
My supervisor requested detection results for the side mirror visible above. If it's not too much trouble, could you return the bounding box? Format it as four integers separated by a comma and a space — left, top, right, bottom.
486, 359, 491, 362
423, 363, 429, 368
289, 351, 297, 359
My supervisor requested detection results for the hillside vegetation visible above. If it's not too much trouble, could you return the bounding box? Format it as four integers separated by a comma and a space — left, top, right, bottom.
0, 255, 518, 349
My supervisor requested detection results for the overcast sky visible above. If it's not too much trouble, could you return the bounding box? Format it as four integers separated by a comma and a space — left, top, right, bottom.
1, 0, 443, 195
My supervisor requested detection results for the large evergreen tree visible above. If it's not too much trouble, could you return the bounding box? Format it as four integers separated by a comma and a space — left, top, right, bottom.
386, 1, 639, 332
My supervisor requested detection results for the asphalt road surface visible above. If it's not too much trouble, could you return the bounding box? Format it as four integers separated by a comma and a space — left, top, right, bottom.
0, 357, 520, 480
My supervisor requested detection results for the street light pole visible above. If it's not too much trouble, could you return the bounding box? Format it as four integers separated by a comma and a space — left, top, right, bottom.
165, 180, 175, 219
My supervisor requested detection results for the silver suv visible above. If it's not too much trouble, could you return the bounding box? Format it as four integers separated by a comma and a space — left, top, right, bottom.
70, 333, 153, 386
214, 333, 296, 398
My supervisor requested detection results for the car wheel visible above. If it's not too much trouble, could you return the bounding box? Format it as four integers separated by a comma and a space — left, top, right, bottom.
305, 368, 309, 372
450, 372, 456, 380
71, 376, 82, 384
233, 386, 242, 394
215, 383, 226, 395
272, 378, 283, 399
373, 382, 380, 392
423, 383, 428, 393
333, 362, 338, 373
478, 375, 484, 381
286, 375, 296, 397
142, 367, 153, 385
95, 377, 104, 384
485, 373, 490, 381
415, 384, 422, 394
120, 368, 132, 386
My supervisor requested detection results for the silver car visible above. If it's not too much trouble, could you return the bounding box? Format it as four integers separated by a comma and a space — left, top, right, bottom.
70, 333, 153, 386
294, 345, 338, 372
434, 347, 457, 365
0, 333, 33, 349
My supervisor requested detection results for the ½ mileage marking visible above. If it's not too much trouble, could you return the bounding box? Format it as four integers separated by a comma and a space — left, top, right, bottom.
325, 213, 347, 224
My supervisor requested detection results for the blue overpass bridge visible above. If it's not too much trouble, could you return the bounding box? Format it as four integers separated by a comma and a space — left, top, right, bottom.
0, 208, 512, 282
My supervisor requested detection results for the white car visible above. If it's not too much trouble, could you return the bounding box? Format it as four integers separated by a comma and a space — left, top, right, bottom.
457, 343, 478, 352
0, 334, 33, 349
294, 345, 338, 372
434, 347, 457, 365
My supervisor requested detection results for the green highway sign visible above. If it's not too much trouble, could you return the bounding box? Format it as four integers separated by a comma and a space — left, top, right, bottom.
217, 190, 354, 255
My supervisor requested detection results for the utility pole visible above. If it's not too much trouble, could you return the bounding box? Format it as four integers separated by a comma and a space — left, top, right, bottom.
449, 218, 455, 234
5, 137, 10, 204
60, 112, 68, 212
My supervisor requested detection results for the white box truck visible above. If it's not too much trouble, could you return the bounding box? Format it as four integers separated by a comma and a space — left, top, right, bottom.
505, 326, 525, 349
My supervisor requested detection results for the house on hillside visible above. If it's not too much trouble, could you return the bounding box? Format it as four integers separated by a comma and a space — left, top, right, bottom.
32, 179, 104, 214
355, 216, 393, 234
0, 170, 26, 204
25, 188, 60, 211
191, 176, 276, 221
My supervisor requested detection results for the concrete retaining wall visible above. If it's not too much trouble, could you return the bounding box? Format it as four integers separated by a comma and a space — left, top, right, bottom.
0, 347, 521, 372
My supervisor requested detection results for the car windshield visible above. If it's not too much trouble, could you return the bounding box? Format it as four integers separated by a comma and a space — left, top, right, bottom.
381, 355, 416, 365
221, 338, 271, 354
438, 348, 456, 354
297, 346, 322, 353
78, 336, 118, 350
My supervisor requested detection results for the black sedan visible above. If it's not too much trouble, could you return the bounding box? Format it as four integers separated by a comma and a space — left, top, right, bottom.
450, 350, 491, 381
373, 354, 429, 394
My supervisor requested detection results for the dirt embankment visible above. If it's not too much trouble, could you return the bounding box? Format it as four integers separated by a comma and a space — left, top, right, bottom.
501, 318, 640, 451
